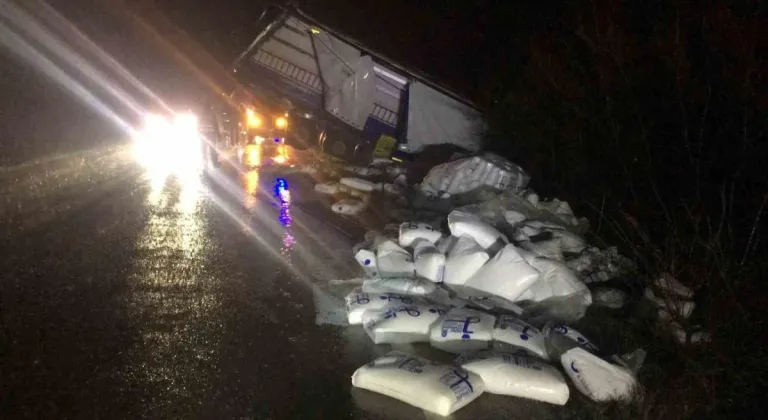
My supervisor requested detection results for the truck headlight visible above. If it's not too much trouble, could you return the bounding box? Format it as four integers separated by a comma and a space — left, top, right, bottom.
246, 108, 262, 128
275, 116, 288, 129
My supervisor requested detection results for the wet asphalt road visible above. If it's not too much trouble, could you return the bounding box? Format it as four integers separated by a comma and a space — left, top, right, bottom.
0, 143, 562, 419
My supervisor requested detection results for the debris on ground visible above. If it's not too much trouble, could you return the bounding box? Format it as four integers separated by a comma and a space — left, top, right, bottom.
301, 149, 702, 412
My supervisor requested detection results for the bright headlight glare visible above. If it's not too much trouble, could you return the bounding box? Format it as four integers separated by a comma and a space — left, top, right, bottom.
246, 109, 261, 128
275, 116, 288, 129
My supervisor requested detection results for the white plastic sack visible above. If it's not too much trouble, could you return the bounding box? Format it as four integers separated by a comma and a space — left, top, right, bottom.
345, 291, 425, 325
430, 308, 495, 354
354, 249, 379, 278
655, 274, 694, 299
344, 165, 383, 176
443, 236, 489, 286
363, 304, 448, 344
592, 288, 627, 309
314, 182, 340, 195
463, 244, 540, 302
548, 325, 600, 353
382, 183, 404, 195
447, 210, 507, 250
492, 315, 549, 360
398, 222, 442, 248
340, 177, 377, 192
458, 294, 523, 315
561, 347, 637, 401
456, 351, 569, 405
420, 153, 530, 197
351, 352, 484, 416
363, 277, 437, 296
519, 255, 591, 304
332, 199, 365, 215
412, 239, 446, 283
374, 239, 415, 278
646, 289, 695, 319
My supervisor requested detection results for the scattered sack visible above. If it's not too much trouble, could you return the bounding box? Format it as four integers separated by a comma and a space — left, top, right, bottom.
463, 244, 540, 302
517, 254, 591, 303
504, 210, 526, 226
561, 347, 637, 402
412, 239, 446, 282
363, 277, 438, 296
654, 274, 694, 299
314, 182, 340, 195
592, 288, 627, 309
363, 304, 448, 344
354, 248, 379, 278
447, 210, 507, 250
344, 165, 383, 177
419, 153, 531, 197
430, 308, 495, 354
341, 177, 378, 192
456, 351, 569, 405
546, 324, 600, 354
398, 222, 442, 248
566, 246, 635, 284
645, 289, 695, 319
492, 315, 549, 360
382, 183, 404, 195
459, 294, 524, 315
443, 236, 489, 286
345, 291, 425, 325
351, 352, 484, 416
332, 199, 365, 215
374, 238, 415, 278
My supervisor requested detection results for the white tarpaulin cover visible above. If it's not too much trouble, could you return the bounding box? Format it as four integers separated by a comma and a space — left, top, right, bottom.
406, 81, 482, 152
312, 31, 374, 129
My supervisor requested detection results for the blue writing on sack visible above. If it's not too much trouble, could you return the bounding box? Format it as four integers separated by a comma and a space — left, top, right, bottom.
441, 316, 481, 339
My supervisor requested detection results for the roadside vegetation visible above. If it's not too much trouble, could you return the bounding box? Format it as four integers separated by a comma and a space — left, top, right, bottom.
483, 1, 766, 417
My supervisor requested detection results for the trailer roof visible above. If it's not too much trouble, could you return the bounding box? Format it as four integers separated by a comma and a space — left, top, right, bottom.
235, 5, 480, 111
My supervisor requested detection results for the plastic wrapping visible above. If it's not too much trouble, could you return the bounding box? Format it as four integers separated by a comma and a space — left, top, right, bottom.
351, 352, 484, 416
420, 153, 530, 197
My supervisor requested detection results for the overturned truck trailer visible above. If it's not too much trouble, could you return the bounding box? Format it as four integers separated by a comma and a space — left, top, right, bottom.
232, 5, 485, 162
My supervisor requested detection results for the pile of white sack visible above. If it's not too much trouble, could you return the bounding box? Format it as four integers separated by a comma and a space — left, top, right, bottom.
346, 216, 642, 414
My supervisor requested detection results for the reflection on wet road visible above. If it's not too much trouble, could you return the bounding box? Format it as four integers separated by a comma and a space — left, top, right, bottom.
0, 143, 364, 419
0, 143, 556, 420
